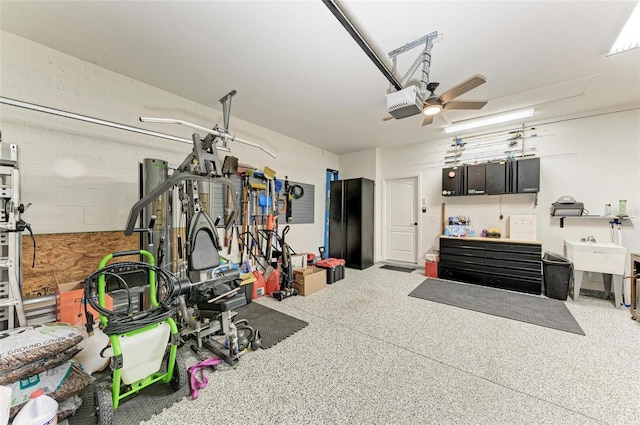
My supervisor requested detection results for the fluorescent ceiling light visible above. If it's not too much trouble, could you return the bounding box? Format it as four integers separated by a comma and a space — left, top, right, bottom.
444, 109, 535, 134
608, 2, 640, 56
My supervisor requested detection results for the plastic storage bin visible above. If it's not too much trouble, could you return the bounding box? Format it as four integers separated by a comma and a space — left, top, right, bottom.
316, 258, 345, 284
542, 252, 573, 300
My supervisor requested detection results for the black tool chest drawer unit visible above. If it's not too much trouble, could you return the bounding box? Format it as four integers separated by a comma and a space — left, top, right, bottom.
438, 237, 542, 294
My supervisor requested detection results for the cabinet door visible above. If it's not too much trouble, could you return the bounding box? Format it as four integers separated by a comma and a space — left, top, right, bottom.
345, 179, 363, 266
442, 166, 464, 196
465, 164, 486, 195
328, 180, 344, 258
486, 162, 507, 194
514, 157, 540, 193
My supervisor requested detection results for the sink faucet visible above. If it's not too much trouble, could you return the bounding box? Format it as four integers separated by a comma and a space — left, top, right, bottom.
586, 235, 596, 242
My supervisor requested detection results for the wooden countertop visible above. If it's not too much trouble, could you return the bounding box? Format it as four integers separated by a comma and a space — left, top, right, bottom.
439, 235, 542, 245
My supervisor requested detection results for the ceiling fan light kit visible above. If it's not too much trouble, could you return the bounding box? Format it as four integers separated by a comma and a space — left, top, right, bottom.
423, 103, 443, 115
444, 108, 535, 134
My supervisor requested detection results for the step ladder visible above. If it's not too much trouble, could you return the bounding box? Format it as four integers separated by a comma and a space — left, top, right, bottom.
0, 143, 27, 330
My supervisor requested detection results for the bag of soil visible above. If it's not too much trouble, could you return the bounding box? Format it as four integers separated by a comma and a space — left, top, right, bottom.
0, 323, 84, 373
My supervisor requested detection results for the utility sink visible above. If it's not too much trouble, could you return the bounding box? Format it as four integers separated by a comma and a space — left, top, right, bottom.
564, 240, 627, 274
564, 240, 627, 307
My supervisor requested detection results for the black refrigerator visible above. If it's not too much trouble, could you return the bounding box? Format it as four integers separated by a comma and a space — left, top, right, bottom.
329, 178, 374, 269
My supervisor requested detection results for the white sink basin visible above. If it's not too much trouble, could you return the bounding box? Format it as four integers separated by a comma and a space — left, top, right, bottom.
564, 240, 627, 274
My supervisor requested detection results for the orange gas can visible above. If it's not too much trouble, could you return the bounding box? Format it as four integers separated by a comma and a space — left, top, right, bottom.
252, 271, 266, 298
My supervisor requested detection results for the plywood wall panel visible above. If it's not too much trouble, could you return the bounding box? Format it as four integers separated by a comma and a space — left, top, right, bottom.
22, 232, 138, 299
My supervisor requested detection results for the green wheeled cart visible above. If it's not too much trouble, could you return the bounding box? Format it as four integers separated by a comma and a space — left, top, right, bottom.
86, 250, 187, 425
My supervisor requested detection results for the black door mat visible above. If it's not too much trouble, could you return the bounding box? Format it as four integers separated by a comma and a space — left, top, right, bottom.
234, 302, 309, 349
409, 278, 585, 336
380, 265, 417, 273
69, 350, 190, 425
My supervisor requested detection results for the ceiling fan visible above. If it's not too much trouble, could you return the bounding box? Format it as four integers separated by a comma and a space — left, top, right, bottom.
321, 1, 489, 128
419, 75, 488, 126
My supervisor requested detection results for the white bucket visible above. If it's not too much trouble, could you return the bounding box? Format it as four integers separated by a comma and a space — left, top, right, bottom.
11, 389, 58, 425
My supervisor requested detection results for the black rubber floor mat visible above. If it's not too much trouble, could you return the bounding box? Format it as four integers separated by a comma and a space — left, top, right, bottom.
234, 302, 308, 349
409, 278, 585, 335
380, 264, 416, 273
68, 350, 190, 425
68, 304, 307, 423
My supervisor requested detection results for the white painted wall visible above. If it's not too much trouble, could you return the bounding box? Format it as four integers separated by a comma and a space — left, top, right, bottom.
0, 31, 338, 254
373, 108, 640, 283
337, 148, 381, 261
338, 148, 376, 181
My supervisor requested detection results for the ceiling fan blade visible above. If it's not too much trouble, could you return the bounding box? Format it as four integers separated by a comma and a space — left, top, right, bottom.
421, 114, 434, 126
440, 111, 452, 126
443, 100, 488, 110
440, 74, 487, 103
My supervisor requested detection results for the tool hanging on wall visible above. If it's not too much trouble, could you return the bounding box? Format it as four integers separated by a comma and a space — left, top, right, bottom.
262, 166, 277, 269
221, 155, 238, 249
236, 177, 246, 260
284, 177, 305, 223
284, 177, 292, 222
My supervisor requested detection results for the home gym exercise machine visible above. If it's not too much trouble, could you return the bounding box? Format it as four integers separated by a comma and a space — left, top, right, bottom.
124, 91, 266, 364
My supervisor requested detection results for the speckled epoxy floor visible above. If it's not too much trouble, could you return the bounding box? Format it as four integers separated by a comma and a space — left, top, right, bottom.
71, 263, 640, 424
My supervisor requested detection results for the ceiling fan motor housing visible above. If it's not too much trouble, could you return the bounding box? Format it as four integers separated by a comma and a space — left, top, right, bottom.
386, 85, 424, 119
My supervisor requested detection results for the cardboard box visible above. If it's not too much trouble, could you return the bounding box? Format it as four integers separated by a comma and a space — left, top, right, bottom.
57, 281, 113, 325
293, 267, 316, 276
509, 214, 537, 240
290, 254, 307, 269
293, 267, 326, 296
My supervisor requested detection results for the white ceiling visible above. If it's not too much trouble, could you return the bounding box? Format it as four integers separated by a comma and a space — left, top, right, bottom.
1, 1, 639, 155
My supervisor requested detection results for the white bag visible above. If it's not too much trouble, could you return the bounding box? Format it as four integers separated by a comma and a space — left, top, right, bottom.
0, 385, 11, 425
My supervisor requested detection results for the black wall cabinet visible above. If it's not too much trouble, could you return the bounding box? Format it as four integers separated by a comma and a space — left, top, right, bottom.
442, 167, 464, 196
512, 157, 540, 193
329, 178, 374, 270
442, 158, 540, 197
485, 161, 507, 194
466, 163, 486, 195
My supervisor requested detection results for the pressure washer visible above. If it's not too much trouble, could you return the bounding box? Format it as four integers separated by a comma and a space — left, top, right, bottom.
83, 250, 187, 425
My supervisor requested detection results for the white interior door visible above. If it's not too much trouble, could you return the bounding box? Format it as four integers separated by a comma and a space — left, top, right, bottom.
385, 177, 418, 263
